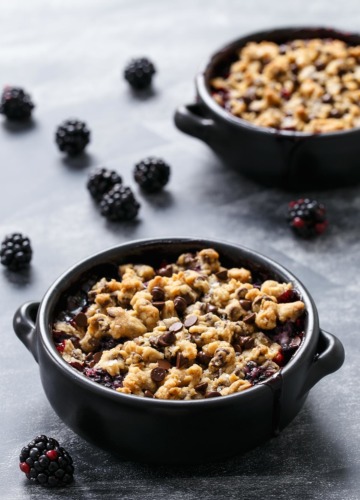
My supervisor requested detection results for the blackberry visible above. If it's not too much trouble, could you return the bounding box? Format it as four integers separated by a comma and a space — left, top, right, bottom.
100, 184, 140, 221
244, 361, 277, 384
124, 57, 156, 90
84, 367, 124, 390
87, 168, 122, 202
287, 198, 328, 238
19, 435, 74, 487
134, 157, 170, 192
55, 119, 90, 156
1, 233, 32, 271
0, 86, 34, 121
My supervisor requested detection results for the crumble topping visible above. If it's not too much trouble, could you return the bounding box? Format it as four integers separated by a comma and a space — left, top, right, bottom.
52, 248, 305, 400
211, 38, 360, 133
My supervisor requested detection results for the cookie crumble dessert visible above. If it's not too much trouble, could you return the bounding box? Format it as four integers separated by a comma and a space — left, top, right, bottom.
211, 38, 360, 133
52, 249, 305, 400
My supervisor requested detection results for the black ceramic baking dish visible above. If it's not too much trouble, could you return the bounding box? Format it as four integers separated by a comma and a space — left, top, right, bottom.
13, 238, 344, 464
174, 27, 360, 189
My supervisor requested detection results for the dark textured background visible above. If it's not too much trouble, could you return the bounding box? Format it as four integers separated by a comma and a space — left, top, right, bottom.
1, 1, 359, 499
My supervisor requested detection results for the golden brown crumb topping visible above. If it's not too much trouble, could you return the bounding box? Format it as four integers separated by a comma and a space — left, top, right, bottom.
53, 249, 305, 400
211, 38, 360, 133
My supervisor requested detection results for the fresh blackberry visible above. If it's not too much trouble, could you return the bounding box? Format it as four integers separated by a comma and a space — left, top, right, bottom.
19, 435, 74, 487
87, 168, 122, 202
84, 367, 124, 390
134, 157, 170, 192
287, 198, 328, 238
99, 184, 140, 221
124, 57, 156, 90
1, 233, 32, 271
55, 119, 90, 156
0, 86, 34, 121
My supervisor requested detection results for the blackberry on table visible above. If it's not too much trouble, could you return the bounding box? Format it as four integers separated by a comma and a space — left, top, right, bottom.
99, 184, 140, 221
287, 198, 328, 238
124, 57, 156, 90
19, 435, 74, 487
87, 168, 122, 202
134, 157, 170, 192
0, 86, 34, 121
55, 119, 90, 156
0, 233, 32, 271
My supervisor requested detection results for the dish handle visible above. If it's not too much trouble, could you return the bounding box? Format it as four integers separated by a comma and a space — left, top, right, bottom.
174, 103, 216, 142
13, 301, 40, 363
300, 329, 345, 396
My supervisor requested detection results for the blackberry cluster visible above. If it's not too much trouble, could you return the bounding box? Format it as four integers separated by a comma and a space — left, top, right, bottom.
124, 57, 156, 90
84, 367, 124, 390
100, 184, 140, 221
87, 168, 123, 202
244, 361, 277, 384
0, 86, 34, 121
134, 157, 171, 192
287, 198, 328, 238
0, 233, 32, 271
86, 168, 140, 221
19, 435, 74, 487
55, 119, 90, 156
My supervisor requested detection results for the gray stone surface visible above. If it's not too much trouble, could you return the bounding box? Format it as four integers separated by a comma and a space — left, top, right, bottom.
1, 0, 359, 498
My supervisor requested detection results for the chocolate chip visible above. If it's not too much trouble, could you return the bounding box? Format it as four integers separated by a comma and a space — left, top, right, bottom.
158, 359, 172, 370
253, 295, 263, 307
197, 351, 211, 366
216, 270, 228, 280
150, 337, 159, 348
157, 331, 176, 347
174, 296, 187, 314
184, 315, 198, 328
315, 61, 326, 71
239, 300, 252, 311
195, 382, 208, 394
144, 390, 154, 398
240, 336, 255, 349
169, 321, 183, 333
93, 351, 102, 363
243, 312, 256, 324
236, 287, 248, 299
207, 304, 218, 314
183, 293, 194, 305
158, 265, 173, 277
176, 353, 188, 369
151, 367, 166, 382
290, 63, 299, 75
74, 312, 88, 328
330, 109, 343, 118
233, 343, 242, 353
151, 287, 165, 302
243, 87, 257, 105
205, 391, 222, 398
322, 93, 333, 104
153, 301, 165, 310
